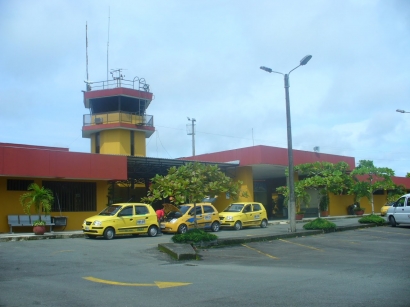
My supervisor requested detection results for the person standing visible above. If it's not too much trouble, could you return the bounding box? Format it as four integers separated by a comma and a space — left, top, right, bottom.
156, 207, 165, 234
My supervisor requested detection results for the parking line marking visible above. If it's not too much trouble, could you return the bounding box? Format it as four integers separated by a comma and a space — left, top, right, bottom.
278, 239, 324, 251
360, 228, 410, 236
51, 250, 74, 255
241, 244, 279, 259
83, 276, 191, 288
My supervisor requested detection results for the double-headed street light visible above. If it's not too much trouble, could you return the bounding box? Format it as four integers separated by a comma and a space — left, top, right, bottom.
260, 55, 312, 233
396, 109, 410, 113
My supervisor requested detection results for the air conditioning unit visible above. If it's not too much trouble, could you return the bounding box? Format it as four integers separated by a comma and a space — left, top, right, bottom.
95, 118, 103, 124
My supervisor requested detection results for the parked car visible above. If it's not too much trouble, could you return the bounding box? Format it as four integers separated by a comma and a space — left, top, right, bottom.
386, 194, 410, 226
82, 203, 159, 239
219, 202, 268, 230
380, 202, 394, 216
161, 202, 221, 234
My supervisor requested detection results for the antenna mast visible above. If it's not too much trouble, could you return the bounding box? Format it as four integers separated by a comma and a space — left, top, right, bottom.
107, 7, 110, 81
86, 22, 89, 91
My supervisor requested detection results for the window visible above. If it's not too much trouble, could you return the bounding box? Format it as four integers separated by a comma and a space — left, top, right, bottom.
253, 204, 262, 211
119, 206, 133, 216
203, 205, 215, 213
396, 198, 405, 207
95, 132, 100, 154
130, 131, 135, 156
7, 179, 34, 191
43, 181, 96, 212
135, 206, 149, 215
243, 205, 252, 213
189, 206, 203, 215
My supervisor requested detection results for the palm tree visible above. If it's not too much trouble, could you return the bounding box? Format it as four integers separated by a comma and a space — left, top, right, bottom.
20, 183, 54, 224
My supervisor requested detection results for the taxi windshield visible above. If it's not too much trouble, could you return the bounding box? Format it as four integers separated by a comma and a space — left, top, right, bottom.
223, 204, 244, 212
179, 205, 192, 215
99, 205, 122, 216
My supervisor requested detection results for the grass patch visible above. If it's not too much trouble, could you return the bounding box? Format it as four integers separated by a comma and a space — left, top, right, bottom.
171, 229, 218, 243
303, 218, 336, 230
358, 214, 386, 226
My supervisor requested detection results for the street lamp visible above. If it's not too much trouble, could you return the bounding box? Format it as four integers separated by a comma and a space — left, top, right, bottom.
187, 117, 196, 156
396, 109, 410, 113
260, 55, 312, 233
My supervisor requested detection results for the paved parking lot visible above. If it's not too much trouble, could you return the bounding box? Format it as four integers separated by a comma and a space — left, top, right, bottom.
1, 224, 409, 307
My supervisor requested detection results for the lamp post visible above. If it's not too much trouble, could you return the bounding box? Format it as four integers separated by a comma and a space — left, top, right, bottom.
396, 109, 410, 113
260, 55, 312, 233
187, 117, 196, 156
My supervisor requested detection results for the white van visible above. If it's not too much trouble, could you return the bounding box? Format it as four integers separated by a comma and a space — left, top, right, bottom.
386, 193, 410, 226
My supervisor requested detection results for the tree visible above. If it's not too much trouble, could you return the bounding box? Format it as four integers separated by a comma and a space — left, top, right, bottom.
406, 173, 410, 178
142, 162, 248, 227
349, 160, 395, 214
294, 161, 353, 214
386, 184, 406, 203
276, 183, 310, 214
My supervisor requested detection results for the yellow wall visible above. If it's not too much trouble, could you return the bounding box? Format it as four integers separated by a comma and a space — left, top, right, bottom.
100, 130, 129, 155
0, 178, 109, 233
90, 130, 146, 156
133, 131, 146, 156
329, 192, 387, 216
213, 166, 253, 213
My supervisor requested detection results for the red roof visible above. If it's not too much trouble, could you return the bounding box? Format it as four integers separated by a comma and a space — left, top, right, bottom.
0, 143, 127, 180
180, 145, 356, 170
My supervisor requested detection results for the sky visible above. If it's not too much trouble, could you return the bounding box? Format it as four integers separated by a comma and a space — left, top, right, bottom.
1, 0, 409, 176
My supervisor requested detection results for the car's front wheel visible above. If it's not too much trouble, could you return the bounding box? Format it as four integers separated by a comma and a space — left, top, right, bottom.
389, 216, 397, 227
260, 219, 268, 228
103, 227, 115, 240
211, 221, 220, 232
148, 225, 159, 237
234, 221, 242, 231
178, 224, 188, 234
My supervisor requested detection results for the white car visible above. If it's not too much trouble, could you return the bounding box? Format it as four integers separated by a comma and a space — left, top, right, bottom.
386, 193, 410, 227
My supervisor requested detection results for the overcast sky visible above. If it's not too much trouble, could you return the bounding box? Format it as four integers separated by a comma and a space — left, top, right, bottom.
1, 0, 409, 176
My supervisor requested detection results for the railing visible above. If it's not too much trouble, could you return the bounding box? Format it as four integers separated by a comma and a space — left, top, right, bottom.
85, 76, 150, 92
83, 112, 154, 127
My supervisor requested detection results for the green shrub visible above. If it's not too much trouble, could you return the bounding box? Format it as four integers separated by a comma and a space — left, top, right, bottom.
358, 214, 386, 226
303, 218, 336, 230
171, 229, 218, 243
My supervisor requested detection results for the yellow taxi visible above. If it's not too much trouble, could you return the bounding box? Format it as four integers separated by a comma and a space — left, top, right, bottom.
161, 203, 221, 234
380, 202, 394, 216
219, 202, 268, 230
82, 203, 159, 239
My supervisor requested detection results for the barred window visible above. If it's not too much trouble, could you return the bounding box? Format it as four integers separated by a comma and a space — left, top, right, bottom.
7, 179, 34, 191
43, 181, 97, 212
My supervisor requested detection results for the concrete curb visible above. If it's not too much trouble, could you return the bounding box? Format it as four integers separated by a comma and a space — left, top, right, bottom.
0, 232, 85, 242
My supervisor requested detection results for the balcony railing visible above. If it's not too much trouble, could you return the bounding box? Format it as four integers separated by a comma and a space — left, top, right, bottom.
85, 76, 150, 92
83, 112, 154, 127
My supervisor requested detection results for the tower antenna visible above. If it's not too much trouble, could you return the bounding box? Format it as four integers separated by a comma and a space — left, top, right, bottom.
85, 22, 90, 91
107, 7, 110, 82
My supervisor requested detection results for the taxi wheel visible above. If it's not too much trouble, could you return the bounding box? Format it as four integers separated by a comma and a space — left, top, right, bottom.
103, 227, 115, 240
260, 219, 268, 228
211, 221, 220, 232
148, 225, 158, 237
178, 224, 188, 234
389, 216, 397, 227
234, 221, 242, 231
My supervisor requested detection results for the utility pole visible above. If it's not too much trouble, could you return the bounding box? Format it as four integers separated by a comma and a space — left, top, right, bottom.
187, 117, 196, 156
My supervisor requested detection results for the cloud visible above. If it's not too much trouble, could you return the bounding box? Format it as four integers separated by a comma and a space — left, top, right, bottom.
0, 0, 409, 177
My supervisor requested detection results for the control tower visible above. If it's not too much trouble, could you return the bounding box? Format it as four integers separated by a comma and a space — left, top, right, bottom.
82, 69, 154, 156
